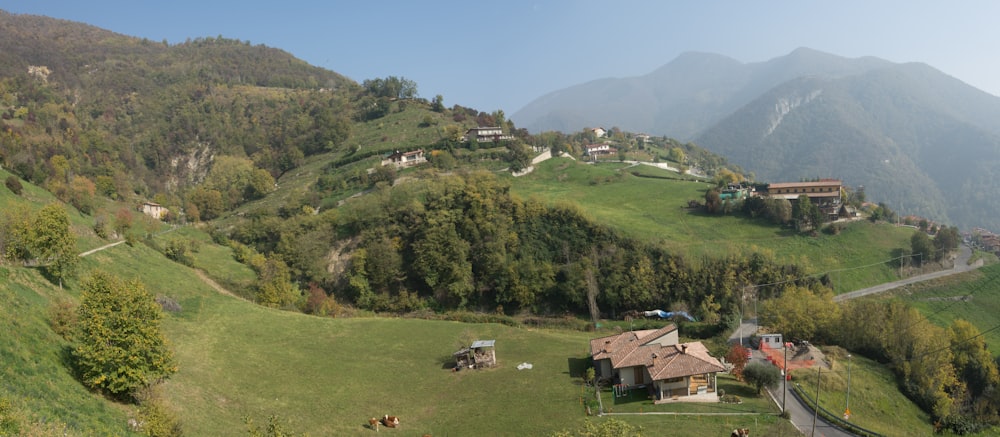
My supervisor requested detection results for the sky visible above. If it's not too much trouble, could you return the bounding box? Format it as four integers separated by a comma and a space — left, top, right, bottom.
5, 1, 1000, 115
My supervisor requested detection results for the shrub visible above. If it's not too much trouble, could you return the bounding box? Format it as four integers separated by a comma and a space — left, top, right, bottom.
163, 239, 193, 267
155, 296, 182, 313
93, 216, 109, 239
48, 299, 78, 341
0, 397, 20, 435
720, 394, 742, 404
135, 386, 183, 437
4, 176, 23, 195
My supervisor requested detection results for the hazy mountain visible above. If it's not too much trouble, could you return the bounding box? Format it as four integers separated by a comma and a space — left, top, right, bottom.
511, 48, 893, 138
694, 64, 1000, 230
514, 48, 1000, 230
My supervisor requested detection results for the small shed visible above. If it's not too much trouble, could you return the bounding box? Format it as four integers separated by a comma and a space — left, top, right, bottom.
453, 339, 497, 369
759, 333, 783, 349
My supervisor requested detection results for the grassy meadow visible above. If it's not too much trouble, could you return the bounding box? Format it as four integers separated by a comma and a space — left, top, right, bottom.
6, 236, 795, 436
508, 158, 921, 294
789, 348, 932, 437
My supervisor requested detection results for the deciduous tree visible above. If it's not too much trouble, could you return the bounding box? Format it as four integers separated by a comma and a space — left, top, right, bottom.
911, 231, 934, 266
73, 271, 176, 399
31, 203, 78, 287
726, 343, 750, 381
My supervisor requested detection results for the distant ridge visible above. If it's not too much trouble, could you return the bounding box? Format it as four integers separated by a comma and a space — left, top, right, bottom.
513, 48, 1000, 231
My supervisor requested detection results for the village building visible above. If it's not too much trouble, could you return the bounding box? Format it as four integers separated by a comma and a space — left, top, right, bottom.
584, 143, 616, 157
462, 126, 513, 143
140, 202, 168, 220
381, 149, 427, 169
765, 179, 843, 219
590, 325, 726, 402
587, 127, 608, 138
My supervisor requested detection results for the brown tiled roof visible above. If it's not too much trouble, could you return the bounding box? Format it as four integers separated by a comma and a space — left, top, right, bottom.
590, 327, 723, 382
767, 180, 842, 189
590, 330, 648, 361
648, 343, 725, 380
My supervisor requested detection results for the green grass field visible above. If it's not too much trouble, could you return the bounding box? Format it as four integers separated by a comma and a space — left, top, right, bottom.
508, 158, 920, 294
789, 348, 932, 437
66, 242, 801, 436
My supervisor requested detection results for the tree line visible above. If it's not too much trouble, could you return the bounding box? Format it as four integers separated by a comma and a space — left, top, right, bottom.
221, 171, 824, 322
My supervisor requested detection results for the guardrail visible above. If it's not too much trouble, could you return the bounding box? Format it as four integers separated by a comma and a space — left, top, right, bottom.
790, 382, 885, 437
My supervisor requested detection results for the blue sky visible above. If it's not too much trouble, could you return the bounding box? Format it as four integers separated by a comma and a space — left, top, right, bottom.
5, 1, 1000, 114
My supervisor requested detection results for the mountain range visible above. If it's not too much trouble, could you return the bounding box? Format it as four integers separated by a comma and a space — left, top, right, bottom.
512, 48, 1000, 231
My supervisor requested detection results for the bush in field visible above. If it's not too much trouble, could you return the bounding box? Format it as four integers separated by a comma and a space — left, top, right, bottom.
73, 271, 177, 399
4, 176, 22, 195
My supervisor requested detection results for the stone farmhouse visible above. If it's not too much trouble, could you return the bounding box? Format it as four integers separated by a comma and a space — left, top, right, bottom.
140, 202, 168, 220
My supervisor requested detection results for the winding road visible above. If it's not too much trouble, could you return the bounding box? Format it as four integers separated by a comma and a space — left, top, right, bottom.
740, 244, 982, 436
833, 244, 979, 302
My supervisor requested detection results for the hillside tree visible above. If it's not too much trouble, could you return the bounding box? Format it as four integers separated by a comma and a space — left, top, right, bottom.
73, 271, 177, 399
30, 203, 78, 287
911, 231, 934, 266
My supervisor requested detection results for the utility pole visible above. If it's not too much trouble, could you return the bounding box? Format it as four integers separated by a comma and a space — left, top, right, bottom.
845, 354, 852, 420
782, 343, 788, 414
811, 367, 821, 437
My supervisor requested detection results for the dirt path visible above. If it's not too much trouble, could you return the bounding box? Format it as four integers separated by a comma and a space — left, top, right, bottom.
78, 240, 126, 257
193, 269, 243, 300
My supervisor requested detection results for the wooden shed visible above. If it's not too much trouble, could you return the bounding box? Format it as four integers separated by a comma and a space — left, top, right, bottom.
452, 339, 496, 369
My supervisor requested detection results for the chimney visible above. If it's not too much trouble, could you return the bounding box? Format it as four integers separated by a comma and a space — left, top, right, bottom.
681, 344, 688, 354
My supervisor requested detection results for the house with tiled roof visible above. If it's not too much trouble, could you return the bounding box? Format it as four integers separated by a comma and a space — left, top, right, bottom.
589, 324, 725, 401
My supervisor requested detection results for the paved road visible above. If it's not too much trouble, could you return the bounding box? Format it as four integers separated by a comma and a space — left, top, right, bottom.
769, 381, 856, 437
833, 245, 979, 302
732, 245, 981, 436
727, 318, 758, 346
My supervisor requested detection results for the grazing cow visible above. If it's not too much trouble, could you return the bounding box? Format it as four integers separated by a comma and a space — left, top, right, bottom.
368, 417, 379, 432
382, 415, 399, 428
730, 429, 749, 437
